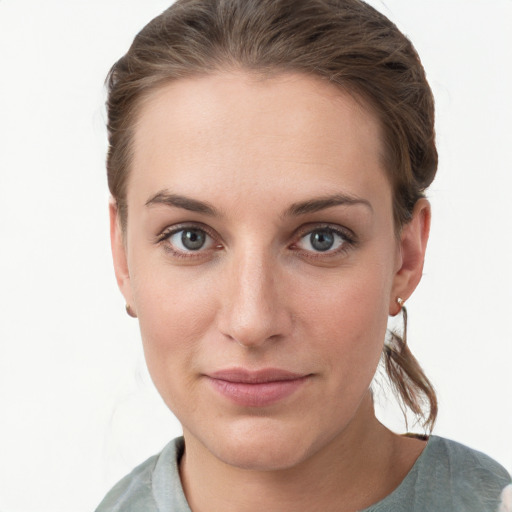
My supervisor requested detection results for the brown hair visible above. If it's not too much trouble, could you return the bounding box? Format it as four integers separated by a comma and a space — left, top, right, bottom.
106, 0, 438, 431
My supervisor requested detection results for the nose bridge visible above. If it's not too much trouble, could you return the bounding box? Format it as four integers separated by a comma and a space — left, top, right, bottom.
219, 242, 289, 347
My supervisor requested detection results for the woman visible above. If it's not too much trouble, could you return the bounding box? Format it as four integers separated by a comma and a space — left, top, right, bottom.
96, 0, 511, 510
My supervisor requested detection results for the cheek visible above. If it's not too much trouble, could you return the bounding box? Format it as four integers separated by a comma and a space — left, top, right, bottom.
291, 261, 392, 383
131, 264, 219, 405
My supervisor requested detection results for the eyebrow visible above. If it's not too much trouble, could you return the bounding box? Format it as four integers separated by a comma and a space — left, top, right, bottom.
145, 190, 372, 217
284, 193, 373, 217
145, 191, 218, 216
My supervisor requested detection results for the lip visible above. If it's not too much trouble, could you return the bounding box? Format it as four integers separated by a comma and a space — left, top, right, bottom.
205, 368, 311, 407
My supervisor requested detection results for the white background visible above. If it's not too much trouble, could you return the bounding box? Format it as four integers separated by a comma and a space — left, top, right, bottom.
0, 1, 511, 511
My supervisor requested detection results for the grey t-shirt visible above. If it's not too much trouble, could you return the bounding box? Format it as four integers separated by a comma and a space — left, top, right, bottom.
95, 435, 511, 511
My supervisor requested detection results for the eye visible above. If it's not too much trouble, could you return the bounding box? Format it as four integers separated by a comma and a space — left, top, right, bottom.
170, 228, 209, 251
295, 227, 349, 253
157, 225, 218, 256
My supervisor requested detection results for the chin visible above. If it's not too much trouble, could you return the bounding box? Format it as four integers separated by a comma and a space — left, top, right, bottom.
213, 437, 312, 472
191, 415, 335, 472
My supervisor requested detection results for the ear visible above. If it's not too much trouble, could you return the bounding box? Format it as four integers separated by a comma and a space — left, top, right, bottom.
389, 198, 431, 316
109, 198, 136, 315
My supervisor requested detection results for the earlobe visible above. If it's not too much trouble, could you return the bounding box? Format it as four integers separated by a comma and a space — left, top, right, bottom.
109, 198, 134, 310
389, 198, 431, 316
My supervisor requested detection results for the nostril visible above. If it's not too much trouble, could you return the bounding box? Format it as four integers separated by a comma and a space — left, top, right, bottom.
218, 303, 290, 348
227, 331, 283, 349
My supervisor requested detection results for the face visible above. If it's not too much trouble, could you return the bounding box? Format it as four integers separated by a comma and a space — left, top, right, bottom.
112, 72, 426, 471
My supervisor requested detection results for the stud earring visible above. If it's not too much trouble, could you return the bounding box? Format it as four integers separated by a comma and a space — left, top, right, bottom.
125, 304, 137, 318
397, 297, 405, 309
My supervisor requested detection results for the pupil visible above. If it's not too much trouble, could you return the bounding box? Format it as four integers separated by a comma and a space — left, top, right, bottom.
310, 230, 334, 251
182, 229, 205, 250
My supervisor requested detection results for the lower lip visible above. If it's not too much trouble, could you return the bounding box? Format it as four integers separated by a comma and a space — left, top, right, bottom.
207, 376, 310, 407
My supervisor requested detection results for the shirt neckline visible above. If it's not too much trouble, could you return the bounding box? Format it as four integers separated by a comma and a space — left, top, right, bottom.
156, 435, 438, 512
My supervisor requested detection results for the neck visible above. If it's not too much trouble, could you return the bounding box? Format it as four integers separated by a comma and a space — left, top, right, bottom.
179, 394, 425, 512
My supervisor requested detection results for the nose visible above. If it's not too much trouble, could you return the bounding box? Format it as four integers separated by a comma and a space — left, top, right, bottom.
217, 248, 292, 348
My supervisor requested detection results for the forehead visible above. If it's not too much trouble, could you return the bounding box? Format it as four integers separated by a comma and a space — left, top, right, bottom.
129, 71, 389, 208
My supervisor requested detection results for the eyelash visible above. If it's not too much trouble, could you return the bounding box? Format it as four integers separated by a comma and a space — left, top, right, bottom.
155, 223, 356, 260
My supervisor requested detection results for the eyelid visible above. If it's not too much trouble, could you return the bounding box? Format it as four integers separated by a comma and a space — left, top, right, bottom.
156, 221, 216, 241
293, 223, 356, 243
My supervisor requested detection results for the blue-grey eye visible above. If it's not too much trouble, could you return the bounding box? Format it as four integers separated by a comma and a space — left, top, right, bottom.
310, 230, 334, 251
169, 228, 210, 251
297, 228, 345, 253
182, 229, 206, 250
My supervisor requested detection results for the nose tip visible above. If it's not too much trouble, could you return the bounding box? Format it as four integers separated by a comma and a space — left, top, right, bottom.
225, 316, 282, 348
217, 255, 291, 348
223, 301, 285, 348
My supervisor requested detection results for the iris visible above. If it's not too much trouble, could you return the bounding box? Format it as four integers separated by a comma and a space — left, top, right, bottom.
181, 229, 206, 250
310, 230, 335, 252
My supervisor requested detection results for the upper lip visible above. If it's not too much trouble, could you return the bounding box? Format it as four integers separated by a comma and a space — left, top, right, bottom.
207, 368, 308, 383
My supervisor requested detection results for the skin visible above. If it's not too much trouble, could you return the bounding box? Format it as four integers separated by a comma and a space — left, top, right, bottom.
111, 72, 431, 511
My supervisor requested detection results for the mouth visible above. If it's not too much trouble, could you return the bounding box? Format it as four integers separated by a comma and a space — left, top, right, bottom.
205, 368, 311, 407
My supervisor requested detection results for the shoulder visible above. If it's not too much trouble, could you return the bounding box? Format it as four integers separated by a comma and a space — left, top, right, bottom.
368, 435, 511, 512
423, 436, 512, 510
95, 437, 187, 512
427, 436, 511, 485
94, 453, 160, 512
422, 436, 509, 509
